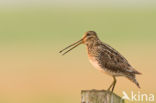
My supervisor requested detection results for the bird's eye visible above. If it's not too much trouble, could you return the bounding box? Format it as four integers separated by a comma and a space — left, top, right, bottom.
87, 33, 91, 36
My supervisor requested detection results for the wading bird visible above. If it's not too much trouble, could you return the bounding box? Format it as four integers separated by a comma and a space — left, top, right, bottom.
59, 31, 141, 94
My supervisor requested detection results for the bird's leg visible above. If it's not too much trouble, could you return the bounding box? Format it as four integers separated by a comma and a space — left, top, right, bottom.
111, 76, 117, 94
104, 76, 117, 103
104, 77, 116, 100
106, 76, 116, 94
106, 81, 114, 92
108, 76, 117, 102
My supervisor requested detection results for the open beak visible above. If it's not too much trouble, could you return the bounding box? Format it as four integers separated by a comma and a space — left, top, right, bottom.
59, 38, 83, 55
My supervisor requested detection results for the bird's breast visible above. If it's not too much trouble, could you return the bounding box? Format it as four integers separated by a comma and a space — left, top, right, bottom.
88, 53, 117, 76
88, 54, 104, 72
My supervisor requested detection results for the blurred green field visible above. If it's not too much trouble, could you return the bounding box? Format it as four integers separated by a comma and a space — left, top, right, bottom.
0, 7, 156, 44
0, 7, 156, 103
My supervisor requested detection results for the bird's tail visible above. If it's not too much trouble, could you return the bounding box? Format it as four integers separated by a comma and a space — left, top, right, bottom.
126, 74, 140, 88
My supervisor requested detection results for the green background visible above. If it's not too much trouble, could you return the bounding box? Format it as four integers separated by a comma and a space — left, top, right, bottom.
0, 1, 156, 103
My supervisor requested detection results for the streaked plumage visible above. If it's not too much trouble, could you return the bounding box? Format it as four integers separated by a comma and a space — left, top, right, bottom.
59, 31, 141, 92
84, 31, 141, 88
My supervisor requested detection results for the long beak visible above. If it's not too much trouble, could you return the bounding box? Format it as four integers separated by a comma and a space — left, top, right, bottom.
59, 38, 83, 55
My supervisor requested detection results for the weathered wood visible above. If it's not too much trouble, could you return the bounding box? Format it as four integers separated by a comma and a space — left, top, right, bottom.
81, 89, 124, 103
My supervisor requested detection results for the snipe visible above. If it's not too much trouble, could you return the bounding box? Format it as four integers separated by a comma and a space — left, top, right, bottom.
59, 31, 141, 93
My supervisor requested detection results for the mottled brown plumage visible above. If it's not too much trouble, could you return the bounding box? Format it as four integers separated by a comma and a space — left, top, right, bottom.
59, 31, 141, 93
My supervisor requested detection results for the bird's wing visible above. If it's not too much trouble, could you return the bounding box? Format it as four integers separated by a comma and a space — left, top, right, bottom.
97, 43, 141, 75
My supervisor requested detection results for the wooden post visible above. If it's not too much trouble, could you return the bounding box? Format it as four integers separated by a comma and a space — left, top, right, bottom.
81, 89, 124, 103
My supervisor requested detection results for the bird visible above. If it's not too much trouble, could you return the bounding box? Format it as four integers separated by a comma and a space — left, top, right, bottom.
59, 31, 141, 94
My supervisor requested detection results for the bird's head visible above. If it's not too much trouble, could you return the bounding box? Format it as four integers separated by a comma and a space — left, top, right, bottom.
82, 31, 98, 44
59, 31, 98, 55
